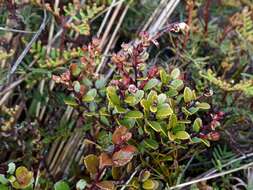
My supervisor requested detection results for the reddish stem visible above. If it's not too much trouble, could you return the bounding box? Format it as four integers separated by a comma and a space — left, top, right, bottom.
204, 0, 211, 37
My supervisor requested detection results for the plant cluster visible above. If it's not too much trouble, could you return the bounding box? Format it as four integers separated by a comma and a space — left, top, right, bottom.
0, 0, 253, 189
49, 24, 223, 189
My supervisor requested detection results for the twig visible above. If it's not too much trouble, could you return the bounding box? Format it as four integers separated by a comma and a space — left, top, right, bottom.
203, 0, 211, 37
120, 166, 140, 190
167, 161, 253, 189
97, 0, 117, 37
50, 0, 86, 45
0, 26, 36, 34
183, 0, 194, 48
204, 152, 253, 177
90, 0, 126, 23
96, 2, 128, 74
176, 154, 195, 185
7, 7, 47, 79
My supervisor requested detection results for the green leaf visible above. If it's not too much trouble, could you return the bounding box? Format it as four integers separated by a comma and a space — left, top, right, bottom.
133, 90, 144, 104
82, 89, 97, 102
143, 139, 159, 150
193, 118, 202, 132
196, 102, 211, 110
64, 96, 78, 106
0, 185, 9, 190
201, 139, 210, 147
115, 106, 127, 113
191, 137, 202, 143
144, 79, 160, 90
54, 181, 70, 190
170, 79, 183, 90
76, 179, 87, 190
142, 179, 156, 190
73, 81, 81, 93
140, 99, 149, 111
0, 174, 8, 185
182, 107, 190, 116
124, 95, 136, 105
160, 68, 169, 84
171, 68, 180, 79
188, 107, 199, 114
157, 93, 167, 104
95, 79, 106, 89
147, 121, 162, 132
7, 162, 16, 175
168, 114, 177, 129
156, 104, 173, 118
107, 86, 120, 106
125, 111, 143, 119
183, 87, 193, 103
166, 88, 178, 97
174, 131, 190, 140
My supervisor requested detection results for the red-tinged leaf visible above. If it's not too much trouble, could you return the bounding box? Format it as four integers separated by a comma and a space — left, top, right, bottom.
112, 126, 132, 145
207, 131, 220, 141
112, 145, 137, 167
99, 153, 113, 169
70, 63, 81, 77
15, 166, 33, 187
148, 66, 158, 78
52, 75, 62, 83
96, 181, 115, 190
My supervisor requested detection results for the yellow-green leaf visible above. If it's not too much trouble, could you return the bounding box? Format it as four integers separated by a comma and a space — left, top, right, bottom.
196, 102, 211, 110
193, 118, 202, 132
83, 154, 99, 175
183, 87, 193, 103
156, 105, 173, 118
125, 111, 143, 119
147, 121, 162, 132
174, 131, 190, 140
171, 68, 180, 79
144, 79, 160, 90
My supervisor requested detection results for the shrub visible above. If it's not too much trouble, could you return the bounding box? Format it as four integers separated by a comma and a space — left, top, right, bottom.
51, 23, 222, 189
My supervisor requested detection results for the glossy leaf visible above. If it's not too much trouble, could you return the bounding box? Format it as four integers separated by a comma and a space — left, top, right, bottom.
196, 102, 211, 110
171, 68, 180, 79
160, 68, 169, 84
83, 154, 99, 174
112, 126, 132, 145
156, 104, 173, 118
82, 88, 97, 102
143, 139, 159, 150
73, 81, 81, 93
54, 181, 70, 190
183, 87, 193, 103
125, 111, 143, 119
99, 153, 113, 169
142, 179, 159, 190
144, 79, 160, 90
112, 145, 137, 167
7, 162, 16, 175
147, 121, 162, 132
15, 166, 33, 188
193, 118, 202, 132
76, 179, 87, 190
168, 114, 177, 129
174, 131, 190, 140
107, 86, 120, 106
